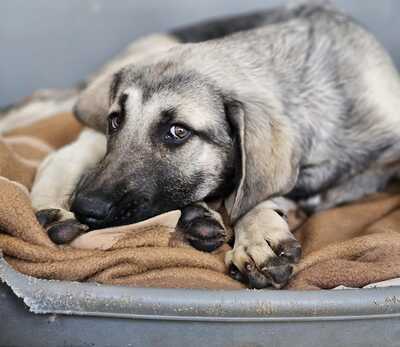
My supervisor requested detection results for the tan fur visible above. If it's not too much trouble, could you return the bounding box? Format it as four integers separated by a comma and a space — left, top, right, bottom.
31, 128, 107, 220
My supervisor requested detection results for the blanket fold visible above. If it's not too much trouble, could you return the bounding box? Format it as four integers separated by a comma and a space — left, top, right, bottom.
0, 167, 242, 289
289, 194, 400, 289
1, 105, 400, 290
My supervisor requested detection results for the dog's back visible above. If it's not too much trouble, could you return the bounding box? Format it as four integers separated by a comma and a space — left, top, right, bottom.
171, 1, 335, 43
156, 2, 400, 208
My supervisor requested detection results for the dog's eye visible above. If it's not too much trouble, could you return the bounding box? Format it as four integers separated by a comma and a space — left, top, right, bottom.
164, 124, 191, 144
108, 112, 123, 134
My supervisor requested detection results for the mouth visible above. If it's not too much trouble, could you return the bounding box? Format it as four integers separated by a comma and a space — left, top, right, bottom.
73, 214, 111, 230
72, 185, 184, 230
76, 204, 167, 230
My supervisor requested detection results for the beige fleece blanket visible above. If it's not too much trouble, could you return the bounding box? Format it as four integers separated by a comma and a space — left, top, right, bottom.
1, 105, 400, 290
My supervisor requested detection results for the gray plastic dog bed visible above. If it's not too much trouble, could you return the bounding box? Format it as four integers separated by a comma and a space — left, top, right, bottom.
1, 258, 400, 347
1, 1, 400, 346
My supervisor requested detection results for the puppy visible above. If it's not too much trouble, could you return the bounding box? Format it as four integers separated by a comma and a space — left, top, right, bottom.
32, 1, 400, 288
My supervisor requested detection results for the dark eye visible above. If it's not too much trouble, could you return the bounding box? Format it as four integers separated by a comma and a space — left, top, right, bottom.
164, 124, 191, 144
108, 112, 123, 134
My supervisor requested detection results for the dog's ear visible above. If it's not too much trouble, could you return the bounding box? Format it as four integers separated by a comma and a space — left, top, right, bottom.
223, 96, 299, 222
74, 70, 123, 133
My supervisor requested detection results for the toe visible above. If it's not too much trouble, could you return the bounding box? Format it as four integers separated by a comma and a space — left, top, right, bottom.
262, 263, 293, 288
228, 263, 246, 283
183, 217, 226, 252
188, 218, 226, 239
260, 256, 294, 288
275, 239, 302, 264
48, 219, 89, 244
244, 261, 273, 289
179, 205, 209, 226
35, 209, 61, 227
188, 237, 224, 252
227, 245, 273, 289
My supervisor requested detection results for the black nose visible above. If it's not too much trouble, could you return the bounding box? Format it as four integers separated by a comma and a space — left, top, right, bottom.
71, 194, 114, 229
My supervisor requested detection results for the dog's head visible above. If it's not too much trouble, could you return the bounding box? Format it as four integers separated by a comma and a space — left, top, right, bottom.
72, 61, 298, 229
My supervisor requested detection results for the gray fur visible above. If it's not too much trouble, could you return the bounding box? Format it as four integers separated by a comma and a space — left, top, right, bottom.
81, 3, 399, 216
70, 1, 400, 287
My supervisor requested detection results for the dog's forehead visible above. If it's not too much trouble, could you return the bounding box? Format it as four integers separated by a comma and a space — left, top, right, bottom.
124, 86, 144, 114
119, 85, 222, 130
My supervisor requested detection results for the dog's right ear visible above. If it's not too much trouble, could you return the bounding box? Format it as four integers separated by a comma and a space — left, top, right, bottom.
223, 95, 299, 223
74, 70, 123, 133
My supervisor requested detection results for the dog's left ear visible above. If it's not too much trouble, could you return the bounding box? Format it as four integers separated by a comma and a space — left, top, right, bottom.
74, 67, 126, 133
223, 96, 299, 222
73, 73, 113, 133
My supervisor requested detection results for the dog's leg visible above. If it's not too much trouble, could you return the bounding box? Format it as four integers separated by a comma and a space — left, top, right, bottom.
178, 201, 230, 252
225, 198, 301, 289
299, 166, 398, 213
31, 128, 107, 244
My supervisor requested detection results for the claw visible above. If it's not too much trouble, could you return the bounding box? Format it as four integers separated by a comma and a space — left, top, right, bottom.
228, 264, 246, 283
245, 261, 273, 289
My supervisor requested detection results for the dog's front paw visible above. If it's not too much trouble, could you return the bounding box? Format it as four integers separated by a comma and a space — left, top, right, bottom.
225, 209, 301, 289
178, 204, 227, 252
36, 208, 89, 244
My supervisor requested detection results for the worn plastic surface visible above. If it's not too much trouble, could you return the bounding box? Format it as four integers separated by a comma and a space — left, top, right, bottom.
1, 258, 400, 347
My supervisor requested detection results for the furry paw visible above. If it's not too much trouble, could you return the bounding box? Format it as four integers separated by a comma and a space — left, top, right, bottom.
36, 208, 89, 244
225, 209, 302, 289
178, 204, 227, 252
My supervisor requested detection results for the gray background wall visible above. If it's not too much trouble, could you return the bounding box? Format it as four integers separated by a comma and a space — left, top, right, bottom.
1, 0, 399, 107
